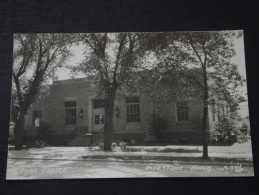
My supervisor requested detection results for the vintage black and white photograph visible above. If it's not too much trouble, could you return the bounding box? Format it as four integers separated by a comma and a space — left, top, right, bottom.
6, 31, 254, 179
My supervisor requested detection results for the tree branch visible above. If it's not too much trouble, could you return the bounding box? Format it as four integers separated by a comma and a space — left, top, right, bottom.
113, 33, 127, 84
188, 37, 204, 66
12, 72, 23, 104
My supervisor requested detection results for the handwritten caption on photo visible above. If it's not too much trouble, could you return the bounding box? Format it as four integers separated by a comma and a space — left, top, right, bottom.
20, 167, 68, 174
145, 163, 243, 172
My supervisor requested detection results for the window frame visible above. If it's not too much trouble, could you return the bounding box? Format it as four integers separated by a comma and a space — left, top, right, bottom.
64, 101, 77, 125
176, 101, 189, 122
126, 97, 140, 123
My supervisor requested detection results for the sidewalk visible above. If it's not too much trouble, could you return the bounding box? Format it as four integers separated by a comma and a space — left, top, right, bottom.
7, 140, 254, 165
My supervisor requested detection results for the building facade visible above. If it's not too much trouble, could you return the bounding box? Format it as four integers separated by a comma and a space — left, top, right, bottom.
23, 77, 219, 146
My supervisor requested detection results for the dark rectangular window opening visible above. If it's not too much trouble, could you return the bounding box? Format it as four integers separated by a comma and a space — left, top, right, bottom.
65, 101, 76, 125
177, 101, 189, 121
93, 99, 105, 109
126, 97, 140, 123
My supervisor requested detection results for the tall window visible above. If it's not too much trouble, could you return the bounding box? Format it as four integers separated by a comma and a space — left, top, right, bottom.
126, 97, 140, 122
33, 111, 41, 127
65, 101, 76, 125
177, 101, 189, 121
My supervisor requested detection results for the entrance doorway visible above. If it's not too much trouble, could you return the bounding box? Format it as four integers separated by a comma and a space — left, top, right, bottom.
92, 99, 105, 133
94, 113, 105, 132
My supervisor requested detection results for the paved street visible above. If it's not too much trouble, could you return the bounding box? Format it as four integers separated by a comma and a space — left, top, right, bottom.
6, 158, 254, 179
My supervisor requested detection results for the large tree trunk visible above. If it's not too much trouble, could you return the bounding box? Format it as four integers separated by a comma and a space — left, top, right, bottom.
202, 93, 209, 158
202, 66, 209, 158
14, 109, 25, 150
103, 86, 117, 151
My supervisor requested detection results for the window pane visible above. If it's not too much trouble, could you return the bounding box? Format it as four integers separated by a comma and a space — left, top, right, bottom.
65, 102, 76, 125
126, 98, 140, 122
95, 115, 100, 124
177, 101, 188, 121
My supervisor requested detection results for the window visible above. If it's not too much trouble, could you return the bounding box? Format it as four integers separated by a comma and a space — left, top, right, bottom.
126, 97, 140, 122
94, 114, 105, 124
177, 101, 189, 121
33, 111, 41, 127
93, 99, 105, 109
65, 101, 76, 125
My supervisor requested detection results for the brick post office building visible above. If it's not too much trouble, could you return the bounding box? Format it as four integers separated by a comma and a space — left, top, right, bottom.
23, 76, 227, 146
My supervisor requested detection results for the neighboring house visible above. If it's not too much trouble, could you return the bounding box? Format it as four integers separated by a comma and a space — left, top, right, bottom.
23, 75, 232, 146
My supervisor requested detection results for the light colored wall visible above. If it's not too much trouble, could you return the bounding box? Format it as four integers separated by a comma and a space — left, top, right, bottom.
24, 78, 206, 142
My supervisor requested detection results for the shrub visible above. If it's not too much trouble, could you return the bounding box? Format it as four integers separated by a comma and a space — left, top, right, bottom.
150, 112, 167, 139
214, 116, 239, 143
119, 142, 127, 151
240, 122, 249, 134
8, 124, 15, 145
111, 142, 117, 149
34, 140, 48, 148
99, 143, 104, 150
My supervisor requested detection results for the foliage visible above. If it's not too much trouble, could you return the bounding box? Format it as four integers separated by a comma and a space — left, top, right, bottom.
133, 31, 245, 157
71, 33, 167, 151
240, 122, 249, 133
99, 143, 104, 150
176, 31, 245, 106
70, 32, 245, 154
34, 140, 48, 148
8, 123, 15, 145
164, 31, 244, 157
119, 142, 128, 151
12, 33, 74, 150
111, 142, 117, 149
13, 33, 73, 111
150, 112, 167, 139
214, 115, 239, 142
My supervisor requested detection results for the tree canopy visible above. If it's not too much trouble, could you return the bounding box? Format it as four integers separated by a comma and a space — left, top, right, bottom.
12, 33, 73, 149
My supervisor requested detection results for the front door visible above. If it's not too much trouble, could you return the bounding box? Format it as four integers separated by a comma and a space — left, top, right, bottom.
92, 99, 105, 133
93, 113, 105, 132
